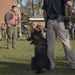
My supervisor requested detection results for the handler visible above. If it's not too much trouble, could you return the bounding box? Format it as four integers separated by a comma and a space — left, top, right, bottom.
42, 0, 75, 70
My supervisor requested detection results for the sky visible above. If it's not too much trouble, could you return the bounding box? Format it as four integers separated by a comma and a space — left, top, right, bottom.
22, 0, 26, 6
22, 0, 36, 6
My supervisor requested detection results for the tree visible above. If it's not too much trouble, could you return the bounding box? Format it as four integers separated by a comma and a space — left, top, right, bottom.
21, 0, 43, 22
21, 0, 33, 22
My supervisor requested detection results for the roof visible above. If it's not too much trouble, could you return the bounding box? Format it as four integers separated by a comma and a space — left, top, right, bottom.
29, 14, 44, 21
29, 18, 44, 21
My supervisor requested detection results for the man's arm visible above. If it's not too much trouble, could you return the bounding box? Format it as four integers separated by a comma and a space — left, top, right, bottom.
66, 1, 73, 21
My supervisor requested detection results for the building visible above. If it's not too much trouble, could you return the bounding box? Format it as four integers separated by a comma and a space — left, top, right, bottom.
0, 0, 18, 39
29, 14, 45, 28
0, 0, 18, 25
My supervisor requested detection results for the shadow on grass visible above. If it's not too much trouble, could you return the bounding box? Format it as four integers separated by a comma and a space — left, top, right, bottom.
52, 58, 75, 75
0, 58, 75, 75
0, 62, 31, 75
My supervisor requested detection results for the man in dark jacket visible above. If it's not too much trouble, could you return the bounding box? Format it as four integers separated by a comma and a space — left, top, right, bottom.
42, 0, 75, 70
4, 5, 19, 49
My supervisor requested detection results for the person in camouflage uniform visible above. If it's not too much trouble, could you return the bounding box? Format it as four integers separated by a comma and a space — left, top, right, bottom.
4, 5, 19, 49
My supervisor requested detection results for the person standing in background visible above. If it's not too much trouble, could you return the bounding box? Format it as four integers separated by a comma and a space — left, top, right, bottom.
4, 5, 19, 49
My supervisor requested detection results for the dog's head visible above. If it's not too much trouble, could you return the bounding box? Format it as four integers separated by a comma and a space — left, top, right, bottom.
27, 28, 45, 44
27, 28, 42, 40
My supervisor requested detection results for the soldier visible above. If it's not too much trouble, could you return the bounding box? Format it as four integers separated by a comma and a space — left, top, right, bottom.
4, 5, 19, 49
1, 23, 6, 40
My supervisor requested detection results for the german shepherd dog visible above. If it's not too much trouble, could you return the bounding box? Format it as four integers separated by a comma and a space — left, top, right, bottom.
27, 28, 50, 74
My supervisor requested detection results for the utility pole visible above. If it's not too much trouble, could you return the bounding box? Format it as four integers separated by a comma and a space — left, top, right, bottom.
32, 0, 34, 16
17, 0, 21, 36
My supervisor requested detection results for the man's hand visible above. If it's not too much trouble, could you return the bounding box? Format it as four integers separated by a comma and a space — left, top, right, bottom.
7, 24, 11, 27
66, 1, 73, 7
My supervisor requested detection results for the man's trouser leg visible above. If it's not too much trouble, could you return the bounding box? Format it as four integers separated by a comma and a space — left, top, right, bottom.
12, 27, 17, 48
54, 21, 75, 69
47, 20, 56, 69
6, 27, 12, 49
47, 19, 75, 69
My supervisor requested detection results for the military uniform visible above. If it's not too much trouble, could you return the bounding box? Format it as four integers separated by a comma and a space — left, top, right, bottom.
4, 10, 19, 49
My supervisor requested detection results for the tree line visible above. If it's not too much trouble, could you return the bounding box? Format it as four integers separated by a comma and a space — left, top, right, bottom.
20, 0, 43, 22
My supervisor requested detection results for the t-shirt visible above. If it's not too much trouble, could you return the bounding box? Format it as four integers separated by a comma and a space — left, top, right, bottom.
42, 0, 71, 17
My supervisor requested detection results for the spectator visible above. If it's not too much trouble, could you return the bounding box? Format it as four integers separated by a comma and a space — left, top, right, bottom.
4, 5, 19, 49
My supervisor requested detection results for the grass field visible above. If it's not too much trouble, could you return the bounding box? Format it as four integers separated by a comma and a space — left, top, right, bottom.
0, 36, 75, 75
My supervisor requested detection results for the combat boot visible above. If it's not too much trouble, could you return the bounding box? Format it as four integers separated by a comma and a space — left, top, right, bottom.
7, 44, 12, 49
12, 44, 16, 49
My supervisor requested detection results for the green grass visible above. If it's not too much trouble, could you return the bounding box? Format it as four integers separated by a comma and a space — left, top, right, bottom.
0, 36, 75, 75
